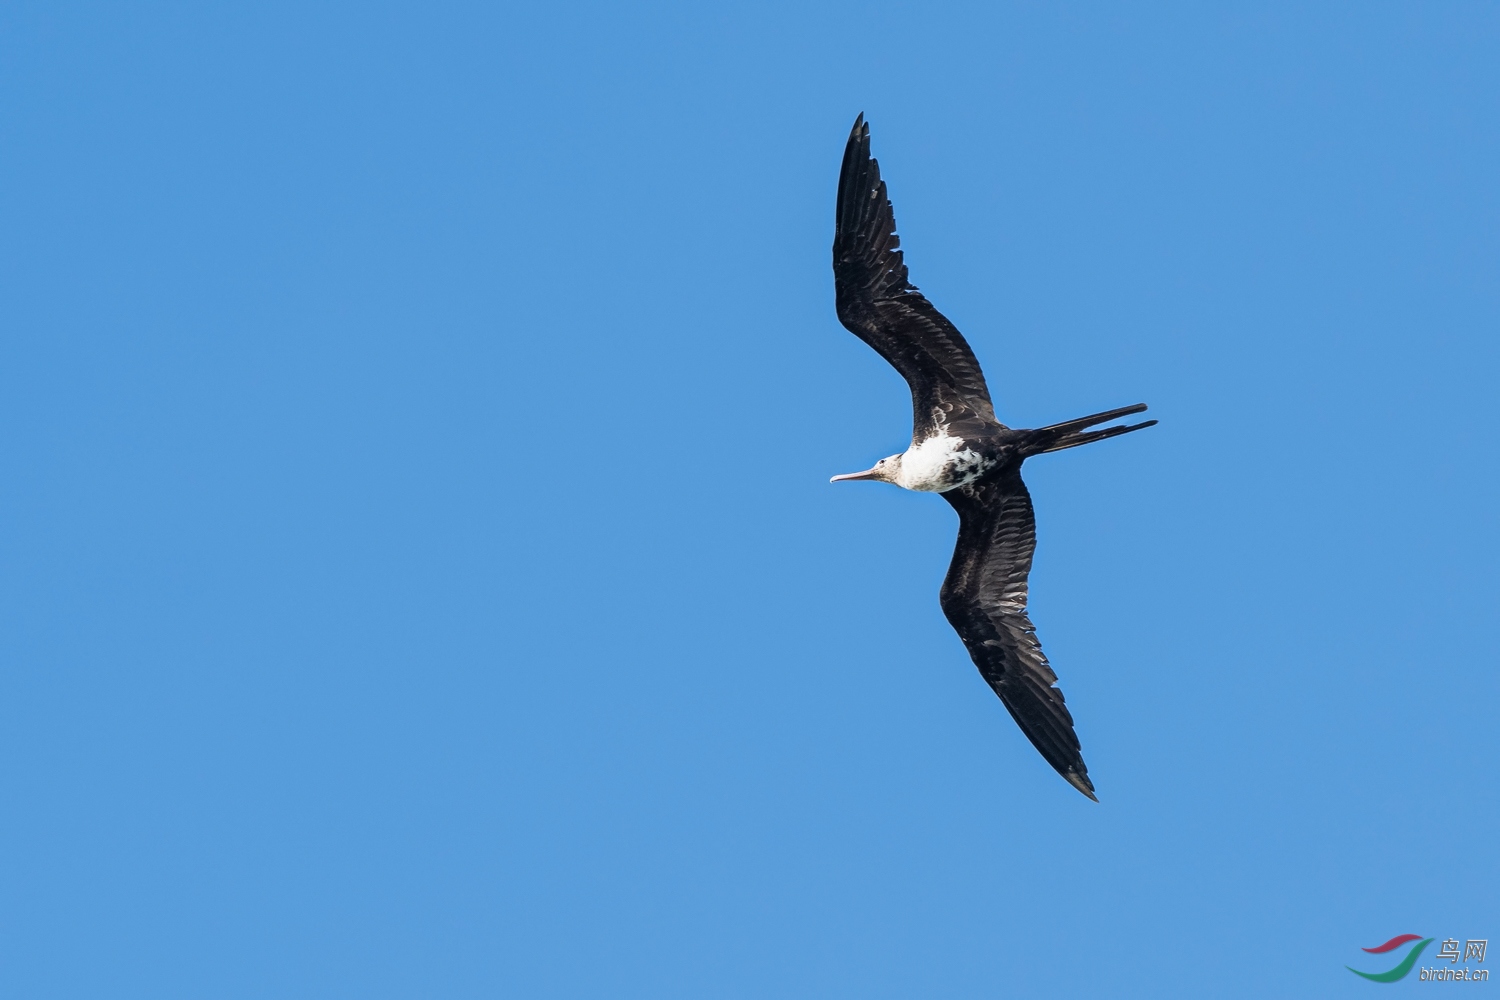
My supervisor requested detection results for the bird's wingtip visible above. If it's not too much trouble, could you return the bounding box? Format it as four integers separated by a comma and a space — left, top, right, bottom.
1066, 771, 1098, 802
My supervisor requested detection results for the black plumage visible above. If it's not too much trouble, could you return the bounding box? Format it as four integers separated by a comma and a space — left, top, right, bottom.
833, 116, 996, 440
830, 115, 1156, 800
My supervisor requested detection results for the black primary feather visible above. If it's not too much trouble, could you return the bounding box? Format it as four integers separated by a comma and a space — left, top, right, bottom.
833, 114, 1002, 441
940, 469, 1096, 800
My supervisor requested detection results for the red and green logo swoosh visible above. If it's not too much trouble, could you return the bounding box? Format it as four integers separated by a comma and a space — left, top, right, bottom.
1348, 935, 1433, 982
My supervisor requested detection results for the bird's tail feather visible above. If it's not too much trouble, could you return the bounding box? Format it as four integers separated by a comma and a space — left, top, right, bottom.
1030, 404, 1156, 454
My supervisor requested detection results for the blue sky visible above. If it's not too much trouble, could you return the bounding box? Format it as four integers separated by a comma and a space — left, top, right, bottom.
2, 2, 1496, 997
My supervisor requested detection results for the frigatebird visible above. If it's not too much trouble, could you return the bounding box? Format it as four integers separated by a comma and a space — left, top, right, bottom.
830, 115, 1155, 800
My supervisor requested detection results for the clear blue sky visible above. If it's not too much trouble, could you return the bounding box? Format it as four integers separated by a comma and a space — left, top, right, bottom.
2, 3, 1496, 997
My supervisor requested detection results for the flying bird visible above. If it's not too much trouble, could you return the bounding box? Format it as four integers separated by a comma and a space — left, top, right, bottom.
830, 115, 1155, 800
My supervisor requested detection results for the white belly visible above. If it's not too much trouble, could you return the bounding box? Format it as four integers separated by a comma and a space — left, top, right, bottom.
896, 434, 993, 492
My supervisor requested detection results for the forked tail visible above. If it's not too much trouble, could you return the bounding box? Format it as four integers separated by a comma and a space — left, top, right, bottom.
1028, 403, 1156, 454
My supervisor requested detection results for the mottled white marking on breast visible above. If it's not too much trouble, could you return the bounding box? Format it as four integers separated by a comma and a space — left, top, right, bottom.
896, 434, 994, 492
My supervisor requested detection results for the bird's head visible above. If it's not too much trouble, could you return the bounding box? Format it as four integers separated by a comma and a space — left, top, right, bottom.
830, 453, 903, 485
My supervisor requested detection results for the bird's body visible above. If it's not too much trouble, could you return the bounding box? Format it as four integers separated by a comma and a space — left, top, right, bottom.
830, 116, 1155, 800
883, 431, 1001, 492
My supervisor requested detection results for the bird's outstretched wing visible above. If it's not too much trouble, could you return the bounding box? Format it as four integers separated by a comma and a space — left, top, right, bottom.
834, 115, 1001, 439
939, 469, 1095, 799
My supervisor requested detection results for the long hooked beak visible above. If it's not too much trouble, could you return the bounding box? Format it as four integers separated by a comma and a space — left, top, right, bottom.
830, 465, 881, 483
